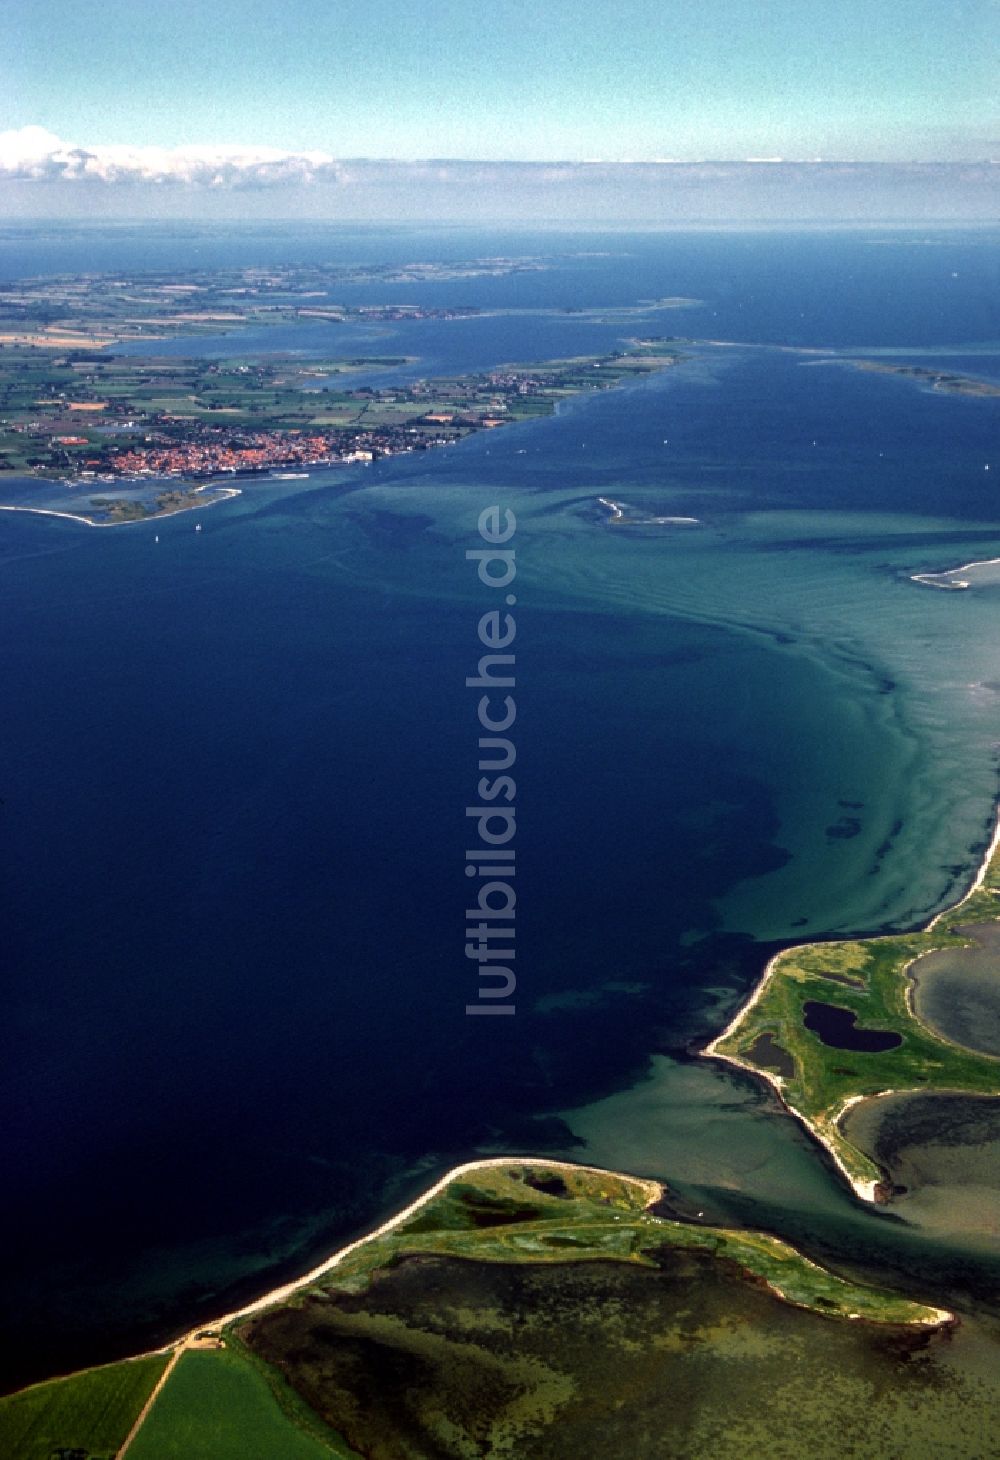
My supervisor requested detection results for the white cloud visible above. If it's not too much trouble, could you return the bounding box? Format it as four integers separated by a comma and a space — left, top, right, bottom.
0, 125, 350, 188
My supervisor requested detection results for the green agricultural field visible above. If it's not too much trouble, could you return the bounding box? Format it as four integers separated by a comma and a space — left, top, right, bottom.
706, 845, 1000, 1193
0, 336, 685, 485
126, 1348, 353, 1460
0, 350, 402, 420
0, 1353, 168, 1460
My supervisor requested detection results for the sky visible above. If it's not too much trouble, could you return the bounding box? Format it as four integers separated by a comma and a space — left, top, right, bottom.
1, 0, 997, 220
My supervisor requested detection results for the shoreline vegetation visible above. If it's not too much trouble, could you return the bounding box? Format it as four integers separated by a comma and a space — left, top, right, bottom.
208, 1158, 956, 1336
703, 809, 1000, 1203
0, 1158, 953, 1458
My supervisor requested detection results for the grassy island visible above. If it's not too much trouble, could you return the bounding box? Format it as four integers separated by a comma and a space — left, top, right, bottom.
705, 828, 1000, 1200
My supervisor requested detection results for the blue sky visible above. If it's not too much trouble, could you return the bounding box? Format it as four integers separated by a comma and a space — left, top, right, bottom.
1, 0, 997, 217
4, 0, 997, 161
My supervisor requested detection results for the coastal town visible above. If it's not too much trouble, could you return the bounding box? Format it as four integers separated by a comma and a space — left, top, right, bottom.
0, 255, 686, 529
0, 255, 696, 494
97, 421, 453, 478
38, 364, 565, 478
0, 332, 682, 503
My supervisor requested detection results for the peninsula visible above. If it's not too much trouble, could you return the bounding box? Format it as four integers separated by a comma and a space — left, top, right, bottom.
0, 1158, 953, 1460
0, 256, 702, 503
703, 817, 1000, 1201
0, 344, 683, 523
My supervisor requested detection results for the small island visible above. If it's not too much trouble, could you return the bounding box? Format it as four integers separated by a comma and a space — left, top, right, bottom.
910, 554, 1000, 590
704, 820, 1000, 1201
598, 495, 700, 527
0, 481, 243, 528
849, 360, 1000, 399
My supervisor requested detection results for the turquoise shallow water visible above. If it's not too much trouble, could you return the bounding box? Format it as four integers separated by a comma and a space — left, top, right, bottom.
2, 226, 1000, 1386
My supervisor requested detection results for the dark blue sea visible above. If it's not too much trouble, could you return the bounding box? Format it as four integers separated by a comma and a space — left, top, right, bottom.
3, 224, 1000, 1387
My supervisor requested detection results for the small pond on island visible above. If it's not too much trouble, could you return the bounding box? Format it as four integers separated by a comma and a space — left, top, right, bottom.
802, 1001, 903, 1053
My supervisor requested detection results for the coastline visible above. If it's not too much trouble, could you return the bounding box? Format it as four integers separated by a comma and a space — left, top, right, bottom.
703, 974, 883, 1204
0, 485, 241, 529
9, 1158, 650, 1404
928, 806, 1000, 929
10, 1146, 954, 1424
177, 1157, 662, 1341
703, 804, 1000, 1204
206, 1156, 951, 1342
146, 1146, 955, 1352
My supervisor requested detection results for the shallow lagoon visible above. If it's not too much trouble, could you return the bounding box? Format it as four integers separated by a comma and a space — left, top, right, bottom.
245, 1249, 1000, 1460
912, 923, 1000, 1058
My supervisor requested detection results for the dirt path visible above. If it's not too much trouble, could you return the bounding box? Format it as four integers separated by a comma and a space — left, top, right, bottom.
115, 1344, 184, 1458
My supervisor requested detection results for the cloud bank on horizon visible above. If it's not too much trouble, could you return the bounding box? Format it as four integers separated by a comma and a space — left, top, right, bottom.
0, 126, 351, 187
1, 126, 997, 221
